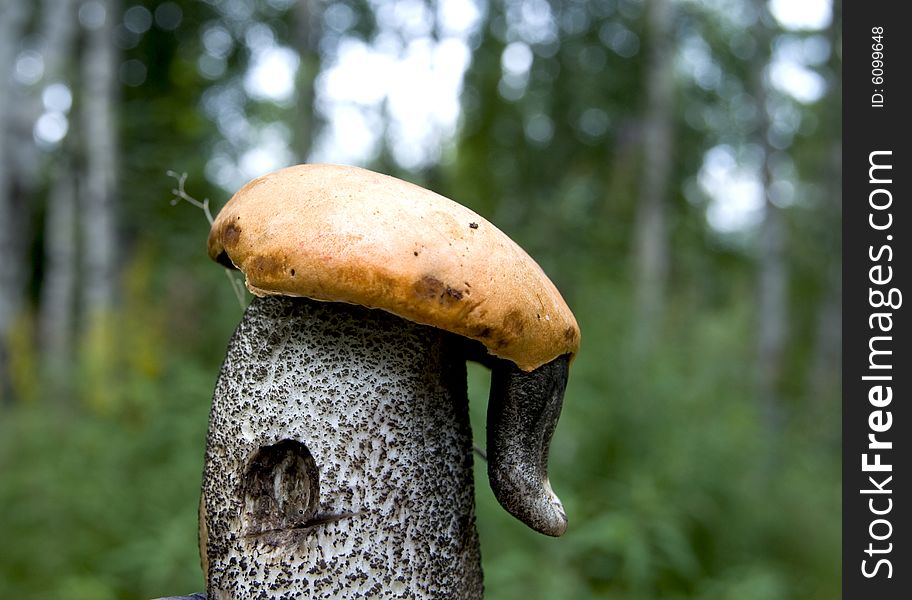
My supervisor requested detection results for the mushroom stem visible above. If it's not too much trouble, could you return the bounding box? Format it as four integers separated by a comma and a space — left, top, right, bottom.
202, 296, 482, 598
487, 355, 570, 537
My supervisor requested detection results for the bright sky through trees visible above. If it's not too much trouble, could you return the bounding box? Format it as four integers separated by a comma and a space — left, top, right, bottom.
25, 0, 833, 231
231, 0, 833, 234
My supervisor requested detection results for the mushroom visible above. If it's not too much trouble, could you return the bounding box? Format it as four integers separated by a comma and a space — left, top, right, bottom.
199, 164, 579, 598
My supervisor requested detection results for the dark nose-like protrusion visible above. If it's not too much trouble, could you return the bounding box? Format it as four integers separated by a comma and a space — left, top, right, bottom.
486, 354, 570, 537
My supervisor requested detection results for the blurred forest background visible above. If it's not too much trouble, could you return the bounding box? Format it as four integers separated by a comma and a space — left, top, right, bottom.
0, 0, 840, 598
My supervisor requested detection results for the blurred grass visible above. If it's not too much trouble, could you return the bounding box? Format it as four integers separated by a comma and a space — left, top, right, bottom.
466, 280, 839, 600
0, 360, 210, 599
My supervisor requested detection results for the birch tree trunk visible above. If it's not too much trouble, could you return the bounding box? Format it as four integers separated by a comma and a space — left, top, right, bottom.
40, 161, 78, 375
0, 0, 30, 403
631, 0, 674, 347
293, 0, 323, 162
752, 4, 787, 437
39, 0, 80, 78
80, 0, 119, 317
77, 0, 121, 413
808, 0, 842, 421
37, 0, 80, 376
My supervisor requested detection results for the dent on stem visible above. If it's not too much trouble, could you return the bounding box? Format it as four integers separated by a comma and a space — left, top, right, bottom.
486, 354, 570, 537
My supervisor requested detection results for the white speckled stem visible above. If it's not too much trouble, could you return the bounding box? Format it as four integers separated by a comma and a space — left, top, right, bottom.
202, 296, 482, 599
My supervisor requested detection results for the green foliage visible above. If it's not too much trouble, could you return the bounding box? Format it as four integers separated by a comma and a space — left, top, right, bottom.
0, 358, 211, 599
467, 280, 838, 600
1, 252, 239, 598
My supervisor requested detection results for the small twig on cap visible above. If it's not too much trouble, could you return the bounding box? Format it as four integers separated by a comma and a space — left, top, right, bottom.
167, 170, 246, 309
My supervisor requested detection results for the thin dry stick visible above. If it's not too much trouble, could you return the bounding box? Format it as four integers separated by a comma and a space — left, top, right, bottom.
167, 170, 246, 309
473, 445, 487, 462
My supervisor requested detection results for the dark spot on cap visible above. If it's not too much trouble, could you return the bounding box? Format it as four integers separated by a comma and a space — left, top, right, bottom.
502, 309, 526, 337
250, 254, 281, 278
223, 223, 242, 246
475, 326, 492, 339
290, 268, 296, 276
413, 276, 464, 306
413, 251, 419, 256
414, 275, 443, 299
469, 222, 478, 229
470, 324, 514, 352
